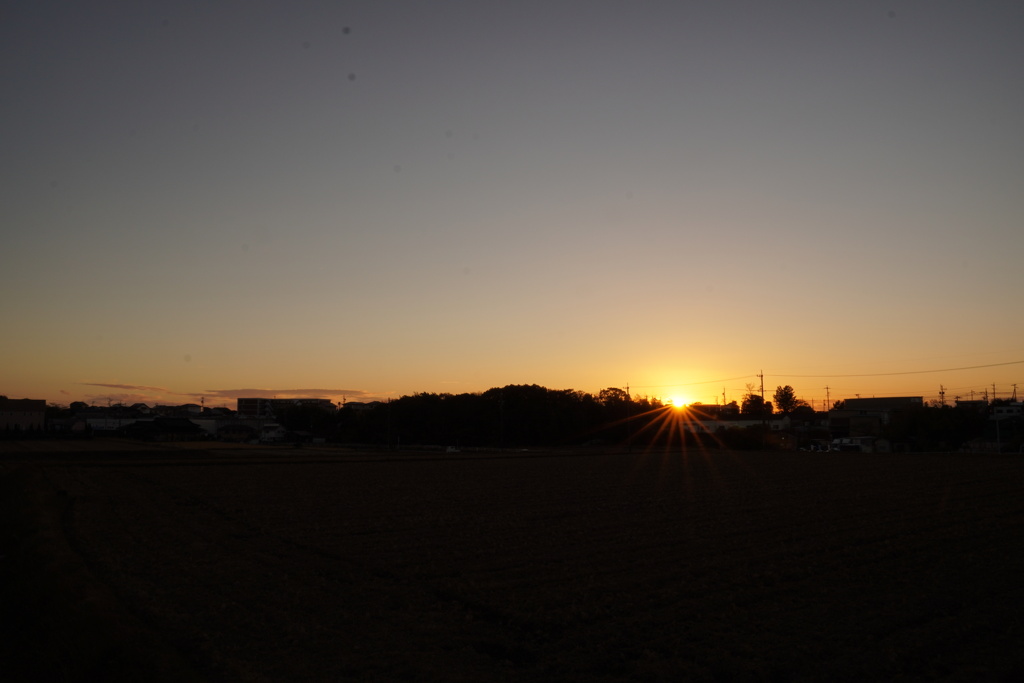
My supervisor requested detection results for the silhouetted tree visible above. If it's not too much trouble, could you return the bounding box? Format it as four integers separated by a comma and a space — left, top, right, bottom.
741, 392, 772, 417
773, 385, 808, 416
598, 387, 630, 406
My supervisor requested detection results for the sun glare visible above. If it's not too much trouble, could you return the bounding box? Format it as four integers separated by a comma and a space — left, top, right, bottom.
667, 395, 689, 409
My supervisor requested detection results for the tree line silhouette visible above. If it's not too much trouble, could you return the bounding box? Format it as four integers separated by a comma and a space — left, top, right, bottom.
30, 385, 1016, 451
273, 383, 1016, 452
283, 385, 658, 449
279, 384, 791, 450
294, 383, 820, 450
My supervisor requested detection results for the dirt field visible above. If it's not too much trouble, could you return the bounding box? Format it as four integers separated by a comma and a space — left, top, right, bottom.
3, 441, 1023, 681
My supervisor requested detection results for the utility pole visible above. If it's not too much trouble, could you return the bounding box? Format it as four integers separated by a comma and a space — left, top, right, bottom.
825, 386, 831, 411
626, 382, 632, 454
755, 370, 767, 449
992, 383, 997, 401
939, 385, 945, 407
1012, 384, 1018, 402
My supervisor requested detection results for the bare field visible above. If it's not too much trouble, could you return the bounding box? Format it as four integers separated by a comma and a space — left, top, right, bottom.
3, 443, 1024, 681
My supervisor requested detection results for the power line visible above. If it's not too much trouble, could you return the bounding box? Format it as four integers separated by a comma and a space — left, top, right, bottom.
628, 359, 1021, 404
773, 359, 1024, 379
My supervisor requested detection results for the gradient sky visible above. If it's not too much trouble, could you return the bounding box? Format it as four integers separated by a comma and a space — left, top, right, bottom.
3, 0, 1023, 409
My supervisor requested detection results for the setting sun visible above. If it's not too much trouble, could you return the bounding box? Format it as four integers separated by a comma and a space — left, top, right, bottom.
666, 395, 690, 409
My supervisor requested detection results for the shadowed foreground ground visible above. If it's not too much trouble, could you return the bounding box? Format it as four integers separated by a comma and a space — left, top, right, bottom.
2, 441, 1023, 681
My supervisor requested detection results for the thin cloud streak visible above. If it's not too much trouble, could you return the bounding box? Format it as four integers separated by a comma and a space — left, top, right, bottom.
71, 384, 381, 407
202, 388, 372, 400
78, 383, 207, 407
81, 382, 178, 393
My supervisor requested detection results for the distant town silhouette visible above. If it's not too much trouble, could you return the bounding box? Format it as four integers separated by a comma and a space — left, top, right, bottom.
3, 385, 1021, 453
